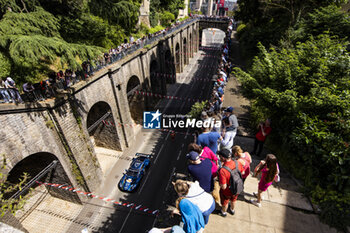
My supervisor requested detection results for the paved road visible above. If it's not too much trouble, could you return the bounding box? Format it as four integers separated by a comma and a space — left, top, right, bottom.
66, 30, 224, 233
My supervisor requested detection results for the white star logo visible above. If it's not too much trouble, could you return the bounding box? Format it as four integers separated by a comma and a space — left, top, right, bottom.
150, 110, 161, 122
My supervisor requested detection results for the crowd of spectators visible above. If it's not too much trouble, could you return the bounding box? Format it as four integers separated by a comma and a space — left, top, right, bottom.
0, 15, 230, 105
149, 18, 279, 233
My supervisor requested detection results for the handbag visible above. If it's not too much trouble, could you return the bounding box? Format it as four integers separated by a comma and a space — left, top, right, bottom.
274, 174, 280, 182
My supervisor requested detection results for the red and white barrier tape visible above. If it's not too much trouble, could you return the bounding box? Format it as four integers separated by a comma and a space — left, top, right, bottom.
36, 181, 159, 216
134, 90, 202, 102
199, 47, 222, 51
152, 73, 211, 83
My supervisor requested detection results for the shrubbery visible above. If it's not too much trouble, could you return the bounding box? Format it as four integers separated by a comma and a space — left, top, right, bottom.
234, 34, 350, 229
160, 11, 175, 27
235, 2, 350, 229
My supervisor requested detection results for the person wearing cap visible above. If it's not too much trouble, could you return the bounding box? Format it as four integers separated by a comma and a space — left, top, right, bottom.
217, 149, 244, 217
222, 106, 238, 142
187, 151, 213, 193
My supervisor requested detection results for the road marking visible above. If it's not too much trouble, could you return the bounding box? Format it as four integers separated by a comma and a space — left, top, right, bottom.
165, 167, 176, 191
118, 207, 133, 233
176, 150, 182, 161
184, 128, 190, 140
137, 134, 167, 194
152, 139, 166, 165
165, 132, 170, 141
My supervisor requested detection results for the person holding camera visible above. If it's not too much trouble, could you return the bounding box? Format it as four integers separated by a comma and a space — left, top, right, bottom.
251, 119, 271, 157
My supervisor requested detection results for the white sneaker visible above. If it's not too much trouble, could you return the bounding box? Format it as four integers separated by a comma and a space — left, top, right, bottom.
250, 199, 261, 208
253, 192, 264, 200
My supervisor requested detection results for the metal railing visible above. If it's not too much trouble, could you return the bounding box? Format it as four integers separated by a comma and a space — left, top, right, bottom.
0, 16, 232, 104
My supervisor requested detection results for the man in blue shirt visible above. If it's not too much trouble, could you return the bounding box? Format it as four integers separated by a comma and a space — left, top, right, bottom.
187, 151, 213, 192
197, 127, 222, 154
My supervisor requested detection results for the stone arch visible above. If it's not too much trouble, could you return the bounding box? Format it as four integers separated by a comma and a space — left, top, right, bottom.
201, 28, 226, 47
126, 75, 143, 123
175, 43, 180, 73
86, 101, 121, 151
189, 33, 193, 58
165, 49, 175, 84
194, 29, 198, 53
150, 59, 162, 94
183, 37, 188, 65
5, 152, 81, 203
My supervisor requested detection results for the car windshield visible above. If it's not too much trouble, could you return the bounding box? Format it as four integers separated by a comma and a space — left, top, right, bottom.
126, 170, 138, 176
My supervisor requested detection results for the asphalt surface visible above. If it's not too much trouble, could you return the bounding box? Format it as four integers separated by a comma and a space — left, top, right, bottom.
66, 30, 225, 233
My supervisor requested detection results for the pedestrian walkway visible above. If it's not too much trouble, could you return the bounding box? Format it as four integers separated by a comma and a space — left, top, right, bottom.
204, 32, 337, 233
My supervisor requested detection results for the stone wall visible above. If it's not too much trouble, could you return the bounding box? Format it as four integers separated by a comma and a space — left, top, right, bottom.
0, 19, 221, 203
0, 106, 100, 200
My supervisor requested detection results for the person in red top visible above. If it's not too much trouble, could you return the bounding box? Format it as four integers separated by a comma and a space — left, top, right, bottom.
217, 149, 244, 217
252, 119, 272, 157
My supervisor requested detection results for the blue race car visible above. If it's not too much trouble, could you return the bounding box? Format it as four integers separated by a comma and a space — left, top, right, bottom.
118, 153, 151, 192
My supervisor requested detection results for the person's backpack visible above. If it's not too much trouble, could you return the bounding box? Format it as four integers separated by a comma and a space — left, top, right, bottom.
222, 160, 244, 195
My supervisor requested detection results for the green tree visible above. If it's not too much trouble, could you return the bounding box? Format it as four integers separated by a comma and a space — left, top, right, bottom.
235, 0, 348, 58
234, 34, 350, 229
288, 5, 350, 44
0, 155, 29, 217
89, 0, 140, 33
160, 11, 175, 27
150, 0, 185, 27
59, 14, 125, 48
0, 8, 102, 84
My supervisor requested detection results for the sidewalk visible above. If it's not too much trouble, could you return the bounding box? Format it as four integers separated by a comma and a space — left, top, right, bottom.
206, 32, 337, 233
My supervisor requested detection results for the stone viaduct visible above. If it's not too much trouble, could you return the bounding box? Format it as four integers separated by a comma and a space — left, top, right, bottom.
0, 19, 229, 203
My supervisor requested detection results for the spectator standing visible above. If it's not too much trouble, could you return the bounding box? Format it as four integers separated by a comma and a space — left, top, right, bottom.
173, 180, 215, 224
222, 106, 238, 144
251, 119, 272, 157
0, 78, 12, 103
197, 127, 222, 154
5, 77, 23, 103
232, 145, 252, 183
220, 117, 235, 151
217, 149, 244, 217
171, 198, 205, 233
186, 151, 213, 193
251, 154, 279, 207
187, 143, 218, 177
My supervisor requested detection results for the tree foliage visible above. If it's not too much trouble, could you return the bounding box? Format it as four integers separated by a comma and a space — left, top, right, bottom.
150, 0, 185, 27
288, 5, 350, 44
0, 8, 103, 84
0, 155, 29, 217
59, 14, 126, 48
235, 0, 348, 58
160, 11, 175, 27
89, 0, 140, 32
234, 34, 350, 229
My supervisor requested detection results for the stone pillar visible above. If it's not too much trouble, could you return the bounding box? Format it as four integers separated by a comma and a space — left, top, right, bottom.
138, 0, 150, 27
207, 0, 213, 15
180, 31, 184, 73
196, 0, 203, 11
195, 23, 199, 53
178, 0, 189, 19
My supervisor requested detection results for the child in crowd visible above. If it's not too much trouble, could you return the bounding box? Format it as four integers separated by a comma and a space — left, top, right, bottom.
251, 154, 279, 207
